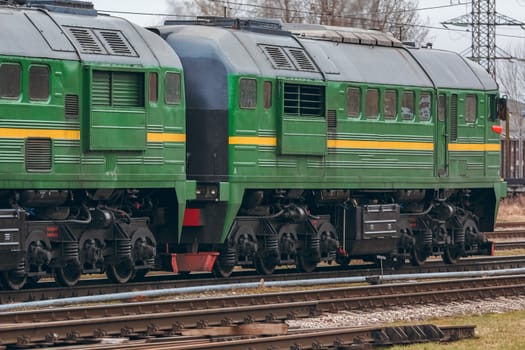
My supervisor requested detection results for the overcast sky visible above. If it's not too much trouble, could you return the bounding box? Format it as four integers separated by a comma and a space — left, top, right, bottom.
90, 0, 525, 54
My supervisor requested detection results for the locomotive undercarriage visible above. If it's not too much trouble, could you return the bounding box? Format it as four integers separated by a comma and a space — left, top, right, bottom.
213, 188, 493, 277
0, 189, 166, 290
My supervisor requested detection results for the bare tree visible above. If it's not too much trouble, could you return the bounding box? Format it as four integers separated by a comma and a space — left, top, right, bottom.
169, 0, 245, 18
497, 46, 525, 104
167, 0, 429, 43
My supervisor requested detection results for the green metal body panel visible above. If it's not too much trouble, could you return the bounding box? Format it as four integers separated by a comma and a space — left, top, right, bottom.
0, 56, 188, 188
217, 74, 505, 241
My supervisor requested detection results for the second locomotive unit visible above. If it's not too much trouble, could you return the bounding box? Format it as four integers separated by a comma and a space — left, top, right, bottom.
156, 18, 506, 277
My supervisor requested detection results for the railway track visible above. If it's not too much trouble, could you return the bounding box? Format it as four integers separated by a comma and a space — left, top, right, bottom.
2, 254, 525, 304
1, 274, 523, 348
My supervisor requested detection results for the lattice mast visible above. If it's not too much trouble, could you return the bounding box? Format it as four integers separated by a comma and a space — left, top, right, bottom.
471, 0, 496, 77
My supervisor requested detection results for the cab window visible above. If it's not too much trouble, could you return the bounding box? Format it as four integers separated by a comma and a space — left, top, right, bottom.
384, 90, 397, 120
165, 72, 181, 104
29, 65, 50, 101
239, 78, 257, 109
0, 63, 21, 99
402, 91, 414, 120
465, 95, 477, 122
263, 81, 272, 109
365, 88, 379, 119
419, 92, 432, 121
347, 87, 360, 118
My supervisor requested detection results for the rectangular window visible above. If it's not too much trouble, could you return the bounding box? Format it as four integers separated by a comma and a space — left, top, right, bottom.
165, 72, 181, 105
383, 90, 397, 120
92, 70, 145, 108
346, 87, 360, 118
283, 83, 324, 117
438, 94, 446, 122
419, 92, 432, 121
0, 63, 21, 99
149, 72, 158, 103
240, 78, 257, 109
29, 65, 50, 101
365, 89, 379, 119
263, 81, 272, 109
402, 91, 414, 120
465, 95, 477, 123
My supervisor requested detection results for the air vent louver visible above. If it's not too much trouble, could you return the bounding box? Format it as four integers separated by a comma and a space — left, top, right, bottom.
26, 138, 52, 172
65, 94, 79, 119
67, 27, 106, 54
96, 30, 137, 56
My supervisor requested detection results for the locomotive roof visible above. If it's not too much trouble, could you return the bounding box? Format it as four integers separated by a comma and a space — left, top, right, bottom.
0, 5, 181, 68
159, 19, 497, 91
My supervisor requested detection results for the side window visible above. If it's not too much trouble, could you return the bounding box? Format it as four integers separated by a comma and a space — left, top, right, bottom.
365, 88, 379, 119
419, 92, 432, 121
465, 94, 477, 123
384, 90, 397, 120
240, 78, 257, 109
165, 72, 181, 105
346, 87, 360, 118
263, 81, 272, 109
0, 63, 21, 99
402, 91, 414, 120
149, 72, 158, 103
29, 65, 50, 101
438, 94, 446, 122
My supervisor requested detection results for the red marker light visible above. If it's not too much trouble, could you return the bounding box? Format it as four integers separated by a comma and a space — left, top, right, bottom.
491, 125, 503, 134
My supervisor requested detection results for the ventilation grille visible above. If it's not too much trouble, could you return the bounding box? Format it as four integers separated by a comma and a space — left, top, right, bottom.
92, 70, 144, 108
286, 48, 317, 71
260, 45, 318, 72
26, 138, 52, 172
327, 109, 337, 133
96, 30, 136, 56
284, 83, 324, 117
260, 45, 293, 69
65, 26, 137, 57
450, 94, 458, 142
67, 27, 106, 54
65, 94, 79, 119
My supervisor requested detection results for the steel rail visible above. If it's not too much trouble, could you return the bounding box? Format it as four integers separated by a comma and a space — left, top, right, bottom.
1, 275, 524, 347
2, 254, 525, 304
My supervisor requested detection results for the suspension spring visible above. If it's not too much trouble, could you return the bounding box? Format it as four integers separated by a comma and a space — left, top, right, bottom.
455, 227, 465, 245
423, 229, 433, 246
62, 241, 79, 260
14, 258, 25, 276
265, 235, 279, 252
115, 239, 132, 258
309, 235, 320, 251
220, 247, 236, 267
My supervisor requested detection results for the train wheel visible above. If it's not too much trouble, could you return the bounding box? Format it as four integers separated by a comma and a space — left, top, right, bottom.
442, 245, 460, 264
55, 259, 82, 287
131, 269, 150, 281
254, 251, 276, 275
213, 258, 235, 278
296, 254, 317, 273
106, 257, 134, 284
0, 271, 26, 290
410, 248, 427, 266
26, 276, 41, 288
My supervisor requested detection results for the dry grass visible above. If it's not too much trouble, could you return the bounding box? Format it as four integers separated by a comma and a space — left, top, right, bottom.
387, 311, 525, 350
497, 194, 525, 222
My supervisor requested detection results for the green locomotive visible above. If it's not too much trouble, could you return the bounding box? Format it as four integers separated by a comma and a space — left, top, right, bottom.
0, 1, 193, 289
159, 18, 507, 277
